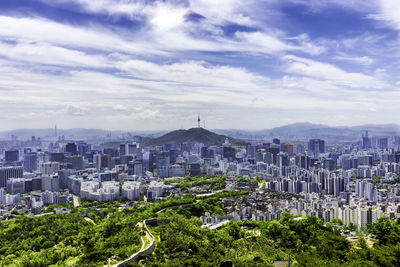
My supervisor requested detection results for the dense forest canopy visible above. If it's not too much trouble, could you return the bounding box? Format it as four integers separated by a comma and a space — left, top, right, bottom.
1, 192, 400, 266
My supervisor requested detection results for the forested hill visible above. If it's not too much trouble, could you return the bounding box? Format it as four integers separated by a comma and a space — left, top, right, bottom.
2, 193, 400, 266
142, 127, 246, 146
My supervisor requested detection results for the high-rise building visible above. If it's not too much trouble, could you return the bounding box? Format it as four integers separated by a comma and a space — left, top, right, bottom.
323, 158, 336, 171
127, 143, 139, 155
0, 188, 4, 203
122, 181, 141, 200
296, 144, 305, 154
142, 152, 155, 172
95, 154, 111, 170
50, 152, 65, 162
362, 131, 371, 149
104, 148, 119, 157
65, 156, 84, 170
277, 152, 289, 167
65, 143, 77, 155
156, 152, 170, 178
281, 143, 294, 156
308, 139, 325, 156
189, 163, 201, 176
6, 178, 25, 194
119, 143, 126, 156
268, 146, 280, 165
378, 137, 388, 150
58, 169, 75, 189
128, 160, 143, 176
295, 154, 310, 170
272, 138, 280, 145
223, 146, 236, 161
5, 150, 19, 162
23, 152, 37, 173
246, 144, 257, 158
38, 161, 60, 175
0, 166, 23, 188
42, 175, 60, 192
77, 141, 89, 156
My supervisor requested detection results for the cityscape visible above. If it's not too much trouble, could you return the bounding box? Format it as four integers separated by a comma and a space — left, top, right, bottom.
2, 0, 400, 266
2, 122, 400, 265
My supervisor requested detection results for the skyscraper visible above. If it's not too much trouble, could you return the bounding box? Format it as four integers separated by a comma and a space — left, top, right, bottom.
5, 150, 19, 162
0, 166, 23, 188
23, 152, 37, 173
281, 143, 294, 156
308, 139, 325, 156
65, 142, 77, 155
156, 152, 170, 178
362, 131, 371, 149
378, 137, 388, 150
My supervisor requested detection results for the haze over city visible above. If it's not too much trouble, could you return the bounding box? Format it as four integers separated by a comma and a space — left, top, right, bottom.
1, 0, 400, 130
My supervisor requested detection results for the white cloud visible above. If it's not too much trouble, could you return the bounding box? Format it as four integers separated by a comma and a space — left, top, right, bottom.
0, 41, 109, 68
0, 15, 156, 55
1, 52, 398, 130
287, 0, 377, 13
149, 2, 188, 31
333, 55, 374, 66
0, 1, 398, 130
367, 0, 400, 30
66, 105, 88, 116
282, 55, 387, 89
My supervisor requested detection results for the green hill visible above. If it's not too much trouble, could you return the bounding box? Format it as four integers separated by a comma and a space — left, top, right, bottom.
142, 127, 245, 147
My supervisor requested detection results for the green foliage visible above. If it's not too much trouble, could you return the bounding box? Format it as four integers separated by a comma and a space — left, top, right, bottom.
10, 210, 19, 215
0, 213, 142, 266
165, 175, 227, 190
367, 217, 400, 245
4, 193, 400, 266
331, 218, 344, 225
142, 127, 246, 147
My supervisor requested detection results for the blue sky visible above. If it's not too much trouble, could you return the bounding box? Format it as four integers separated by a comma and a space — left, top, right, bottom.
0, 0, 400, 131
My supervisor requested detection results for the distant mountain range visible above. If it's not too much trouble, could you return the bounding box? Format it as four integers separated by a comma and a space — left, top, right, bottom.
1, 122, 400, 142
214, 122, 400, 141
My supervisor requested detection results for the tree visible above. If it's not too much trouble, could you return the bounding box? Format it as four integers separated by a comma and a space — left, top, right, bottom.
11, 210, 19, 215
368, 217, 400, 245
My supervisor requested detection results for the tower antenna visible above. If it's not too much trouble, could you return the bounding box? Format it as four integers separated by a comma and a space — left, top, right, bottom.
197, 113, 201, 128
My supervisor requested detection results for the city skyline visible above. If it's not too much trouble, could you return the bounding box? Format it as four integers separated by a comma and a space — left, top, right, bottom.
1, 1, 400, 130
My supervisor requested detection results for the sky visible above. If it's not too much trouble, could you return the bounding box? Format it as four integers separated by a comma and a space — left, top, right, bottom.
1, 0, 400, 131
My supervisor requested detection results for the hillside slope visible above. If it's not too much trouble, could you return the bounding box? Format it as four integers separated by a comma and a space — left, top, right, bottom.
142, 127, 245, 146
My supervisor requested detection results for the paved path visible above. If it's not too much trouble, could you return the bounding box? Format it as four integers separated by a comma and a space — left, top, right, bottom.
203, 220, 230, 230
112, 218, 156, 267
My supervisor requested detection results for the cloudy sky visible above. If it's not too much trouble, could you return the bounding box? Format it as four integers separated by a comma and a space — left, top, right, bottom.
1, 0, 400, 131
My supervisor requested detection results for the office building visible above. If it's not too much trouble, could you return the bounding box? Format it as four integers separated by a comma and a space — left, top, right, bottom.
156, 152, 170, 178
5, 150, 19, 162
6, 178, 25, 194
308, 139, 325, 156
38, 162, 60, 175
23, 152, 37, 173
281, 143, 294, 156
65, 142, 77, 155
65, 155, 84, 170
121, 181, 141, 200
0, 166, 23, 188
